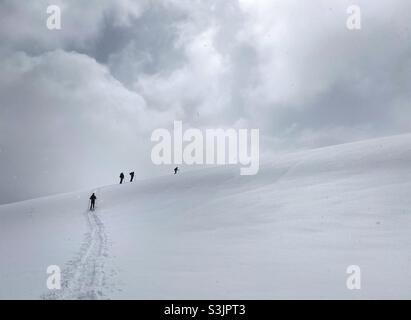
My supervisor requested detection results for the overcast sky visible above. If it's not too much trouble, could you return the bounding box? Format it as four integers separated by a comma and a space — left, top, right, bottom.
0, 0, 410, 204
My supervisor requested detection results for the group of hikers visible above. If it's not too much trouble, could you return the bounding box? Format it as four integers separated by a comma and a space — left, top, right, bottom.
119, 171, 135, 184
89, 167, 180, 211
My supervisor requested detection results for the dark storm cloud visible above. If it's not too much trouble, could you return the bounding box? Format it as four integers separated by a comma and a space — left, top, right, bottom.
0, 0, 410, 203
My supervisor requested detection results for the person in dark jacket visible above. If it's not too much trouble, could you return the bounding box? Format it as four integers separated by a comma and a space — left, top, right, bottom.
129, 171, 135, 182
119, 172, 125, 184
89, 193, 97, 211
174, 167, 179, 175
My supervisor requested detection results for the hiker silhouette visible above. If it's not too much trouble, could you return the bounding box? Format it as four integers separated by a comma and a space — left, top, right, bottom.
89, 193, 97, 211
130, 171, 135, 182
119, 172, 125, 184
174, 167, 179, 175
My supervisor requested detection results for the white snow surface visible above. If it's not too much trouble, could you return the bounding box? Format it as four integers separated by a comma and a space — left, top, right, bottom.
1, 134, 411, 299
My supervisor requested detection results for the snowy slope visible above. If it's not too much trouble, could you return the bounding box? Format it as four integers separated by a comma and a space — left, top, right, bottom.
1, 134, 411, 299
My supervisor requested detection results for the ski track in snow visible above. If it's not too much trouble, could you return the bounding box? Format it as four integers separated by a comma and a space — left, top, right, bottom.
44, 209, 109, 300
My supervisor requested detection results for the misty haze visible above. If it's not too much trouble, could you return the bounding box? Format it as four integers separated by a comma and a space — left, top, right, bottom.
0, 0, 411, 301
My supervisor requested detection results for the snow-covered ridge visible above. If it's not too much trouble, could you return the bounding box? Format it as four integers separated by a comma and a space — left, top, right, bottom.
1, 133, 411, 299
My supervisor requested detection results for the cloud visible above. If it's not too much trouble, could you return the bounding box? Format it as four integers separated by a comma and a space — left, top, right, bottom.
0, 49, 171, 203
0, 0, 411, 203
0, 0, 149, 54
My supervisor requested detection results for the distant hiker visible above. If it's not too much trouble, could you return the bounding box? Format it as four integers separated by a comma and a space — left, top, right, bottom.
119, 172, 125, 184
129, 171, 135, 182
89, 193, 97, 211
174, 167, 179, 175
